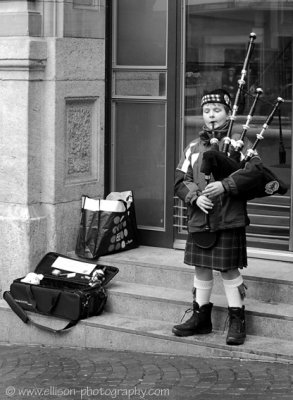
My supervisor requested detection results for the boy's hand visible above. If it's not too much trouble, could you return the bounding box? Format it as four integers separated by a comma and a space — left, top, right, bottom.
196, 195, 213, 214
202, 181, 225, 198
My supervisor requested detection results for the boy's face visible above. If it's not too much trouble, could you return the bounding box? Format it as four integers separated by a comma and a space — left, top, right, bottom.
202, 103, 229, 130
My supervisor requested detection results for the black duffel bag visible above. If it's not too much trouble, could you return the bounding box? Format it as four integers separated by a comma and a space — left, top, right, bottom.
3, 252, 119, 333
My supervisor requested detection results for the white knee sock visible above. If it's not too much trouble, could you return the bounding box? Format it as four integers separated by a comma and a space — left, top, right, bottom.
194, 277, 213, 307
222, 275, 245, 308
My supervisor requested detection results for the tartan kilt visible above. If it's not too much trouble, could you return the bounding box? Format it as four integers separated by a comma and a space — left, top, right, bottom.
184, 227, 247, 271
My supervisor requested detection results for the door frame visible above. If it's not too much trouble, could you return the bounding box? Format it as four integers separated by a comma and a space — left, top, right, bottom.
136, 0, 179, 248
105, 0, 179, 249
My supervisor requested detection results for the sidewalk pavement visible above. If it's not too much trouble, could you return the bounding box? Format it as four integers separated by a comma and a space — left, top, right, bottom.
0, 344, 292, 400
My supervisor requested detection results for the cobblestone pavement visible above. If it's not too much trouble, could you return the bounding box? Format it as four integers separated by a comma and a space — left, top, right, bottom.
0, 344, 293, 400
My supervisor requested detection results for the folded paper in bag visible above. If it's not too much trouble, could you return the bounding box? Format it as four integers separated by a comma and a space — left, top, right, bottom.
75, 190, 139, 259
52, 256, 97, 275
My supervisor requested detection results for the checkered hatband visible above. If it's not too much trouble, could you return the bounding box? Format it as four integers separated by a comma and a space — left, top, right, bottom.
201, 93, 232, 109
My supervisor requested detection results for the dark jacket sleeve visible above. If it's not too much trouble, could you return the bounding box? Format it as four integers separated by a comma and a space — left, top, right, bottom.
221, 175, 240, 195
174, 149, 201, 205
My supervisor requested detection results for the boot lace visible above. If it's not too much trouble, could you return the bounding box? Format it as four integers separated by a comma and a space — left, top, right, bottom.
180, 307, 193, 323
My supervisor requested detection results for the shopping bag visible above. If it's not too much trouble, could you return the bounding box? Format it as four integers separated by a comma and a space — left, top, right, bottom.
75, 190, 139, 259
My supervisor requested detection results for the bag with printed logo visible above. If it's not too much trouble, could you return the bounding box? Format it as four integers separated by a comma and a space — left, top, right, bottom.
75, 190, 139, 259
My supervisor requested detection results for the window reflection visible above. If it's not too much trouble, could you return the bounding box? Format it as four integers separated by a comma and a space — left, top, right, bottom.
116, 0, 167, 66
114, 102, 166, 229
114, 71, 166, 97
184, 0, 292, 188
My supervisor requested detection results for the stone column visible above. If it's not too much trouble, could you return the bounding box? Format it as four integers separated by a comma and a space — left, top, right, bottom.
0, 2, 47, 294
40, 0, 106, 259
41, 35, 105, 259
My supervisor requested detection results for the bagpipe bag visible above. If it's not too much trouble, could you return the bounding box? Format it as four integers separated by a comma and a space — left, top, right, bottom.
228, 156, 288, 201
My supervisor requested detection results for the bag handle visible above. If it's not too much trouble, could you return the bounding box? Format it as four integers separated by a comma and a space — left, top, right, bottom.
3, 291, 78, 333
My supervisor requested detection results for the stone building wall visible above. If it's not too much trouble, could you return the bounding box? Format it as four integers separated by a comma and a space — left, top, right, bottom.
0, 0, 106, 294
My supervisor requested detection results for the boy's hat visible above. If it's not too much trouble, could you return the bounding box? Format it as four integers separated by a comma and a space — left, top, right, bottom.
201, 89, 232, 109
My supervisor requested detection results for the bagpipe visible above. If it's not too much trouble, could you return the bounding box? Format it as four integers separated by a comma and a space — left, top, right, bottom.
200, 32, 288, 202
193, 33, 288, 248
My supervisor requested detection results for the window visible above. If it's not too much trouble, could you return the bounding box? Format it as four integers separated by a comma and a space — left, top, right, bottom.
175, 0, 292, 250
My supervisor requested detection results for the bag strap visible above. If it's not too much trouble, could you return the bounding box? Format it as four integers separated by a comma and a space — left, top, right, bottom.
25, 285, 62, 314
3, 291, 78, 333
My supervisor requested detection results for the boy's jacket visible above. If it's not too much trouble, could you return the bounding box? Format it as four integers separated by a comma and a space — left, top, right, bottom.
175, 133, 251, 233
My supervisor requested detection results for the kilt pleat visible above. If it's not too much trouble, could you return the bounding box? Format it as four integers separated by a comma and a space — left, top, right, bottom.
184, 228, 247, 271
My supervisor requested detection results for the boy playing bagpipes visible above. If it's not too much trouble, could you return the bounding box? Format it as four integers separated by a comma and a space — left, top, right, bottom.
173, 89, 251, 345
173, 86, 287, 346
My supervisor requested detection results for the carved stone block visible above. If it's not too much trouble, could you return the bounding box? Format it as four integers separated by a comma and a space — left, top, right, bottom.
65, 98, 98, 184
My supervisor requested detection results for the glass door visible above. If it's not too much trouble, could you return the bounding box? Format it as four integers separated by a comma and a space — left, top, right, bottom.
110, 0, 177, 248
174, 0, 293, 251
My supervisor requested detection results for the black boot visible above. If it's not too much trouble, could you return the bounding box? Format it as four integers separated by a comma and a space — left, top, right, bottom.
226, 306, 246, 345
172, 302, 213, 337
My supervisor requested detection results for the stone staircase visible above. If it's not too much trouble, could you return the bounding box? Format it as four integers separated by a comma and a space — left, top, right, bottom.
1, 246, 293, 363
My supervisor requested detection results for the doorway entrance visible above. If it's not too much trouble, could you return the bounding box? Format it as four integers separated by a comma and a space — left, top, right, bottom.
109, 0, 177, 248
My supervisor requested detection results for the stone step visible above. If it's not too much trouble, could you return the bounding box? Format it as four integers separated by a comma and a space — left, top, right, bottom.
2, 246, 292, 363
1, 301, 293, 363
97, 259, 293, 305
90, 247, 293, 305
2, 279, 291, 342
106, 280, 293, 341
87, 313, 293, 363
